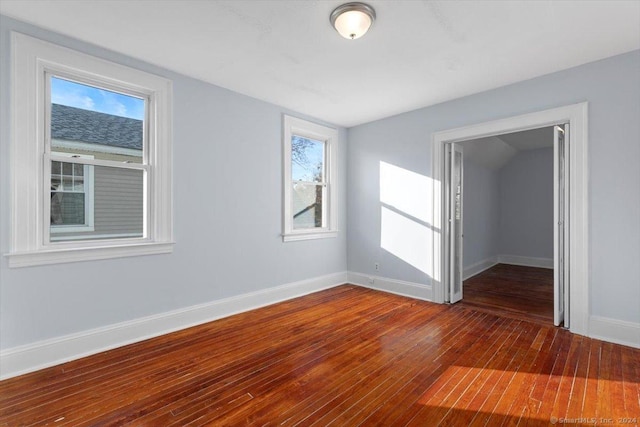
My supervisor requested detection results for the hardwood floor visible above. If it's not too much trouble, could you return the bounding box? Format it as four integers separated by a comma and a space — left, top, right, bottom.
461, 264, 554, 324
1, 285, 638, 426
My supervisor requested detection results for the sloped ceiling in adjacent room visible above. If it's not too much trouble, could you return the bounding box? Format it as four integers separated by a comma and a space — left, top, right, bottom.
462, 126, 554, 170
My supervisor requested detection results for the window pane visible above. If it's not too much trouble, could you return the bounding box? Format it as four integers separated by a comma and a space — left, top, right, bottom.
291, 136, 324, 183
51, 193, 85, 225
74, 163, 84, 176
292, 183, 324, 229
52, 161, 61, 175
52, 165, 144, 242
50, 76, 144, 163
62, 176, 73, 191
72, 178, 85, 192
62, 162, 72, 176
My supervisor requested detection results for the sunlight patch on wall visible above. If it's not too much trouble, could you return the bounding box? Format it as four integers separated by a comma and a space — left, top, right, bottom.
381, 206, 434, 276
379, 161, 441, 280
380, 161, 433, 224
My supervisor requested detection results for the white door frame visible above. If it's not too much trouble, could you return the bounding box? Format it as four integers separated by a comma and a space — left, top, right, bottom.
447, 143, 464, 304
431, 102, 589, 336
553, 124, 570, 327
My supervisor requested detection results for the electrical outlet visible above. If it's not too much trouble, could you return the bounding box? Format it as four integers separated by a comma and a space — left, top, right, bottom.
374, 262, 379, 271
368, 277, 374, 285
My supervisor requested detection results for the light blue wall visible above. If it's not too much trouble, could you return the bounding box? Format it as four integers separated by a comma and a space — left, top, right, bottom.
463, 148, 554, 271
1, 15, 639, 352
499, 148, 554, 260
0, 16, 347, 350
348, 49, 640, 324
462, 159, 500, 268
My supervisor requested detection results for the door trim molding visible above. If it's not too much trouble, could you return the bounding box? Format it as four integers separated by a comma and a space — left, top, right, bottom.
431, 102, 589, 336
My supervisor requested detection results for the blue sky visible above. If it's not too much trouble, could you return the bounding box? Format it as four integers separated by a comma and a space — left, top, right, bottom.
292, 137, 324, 182
51, 77, 145, 120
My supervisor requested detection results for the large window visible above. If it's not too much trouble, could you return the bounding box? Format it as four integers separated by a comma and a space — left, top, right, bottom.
283, 115, 338, 241
47, 76, 145, 242
8, 33, 173, 267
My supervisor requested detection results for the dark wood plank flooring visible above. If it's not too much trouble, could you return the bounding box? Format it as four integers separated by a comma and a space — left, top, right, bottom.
461, 263, 554, 324
1, 285, 638, 426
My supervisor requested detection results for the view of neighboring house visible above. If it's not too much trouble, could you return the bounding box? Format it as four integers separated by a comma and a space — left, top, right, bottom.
292, 182, 323, 228
291, 135, 325, 229
50, 104, 144, 241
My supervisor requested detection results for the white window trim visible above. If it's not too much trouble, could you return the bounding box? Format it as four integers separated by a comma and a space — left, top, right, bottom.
7, 32, 173, 267
49, 152, 95, 234
282, 115, 338, 242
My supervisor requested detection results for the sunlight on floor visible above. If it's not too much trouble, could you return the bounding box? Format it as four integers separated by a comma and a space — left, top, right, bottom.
414, 364, 629, 423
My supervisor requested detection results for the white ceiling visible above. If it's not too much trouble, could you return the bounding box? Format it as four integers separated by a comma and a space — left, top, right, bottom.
1, 1, 639, 128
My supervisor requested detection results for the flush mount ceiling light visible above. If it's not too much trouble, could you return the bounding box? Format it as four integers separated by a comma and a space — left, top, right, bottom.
330, 2, 376, 40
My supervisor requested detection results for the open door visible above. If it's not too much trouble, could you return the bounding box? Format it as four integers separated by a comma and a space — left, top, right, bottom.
448, 143, 464, 304
554, 124, 569, 327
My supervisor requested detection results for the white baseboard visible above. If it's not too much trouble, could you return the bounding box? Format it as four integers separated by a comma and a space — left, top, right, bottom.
589, 315, 640, 349
4, 270, 634, 380
498, 254, 553, 269
0, 271, 348, 380
463, 257, 499, 280
462, 255, 552, 280
348, 271, 432, 302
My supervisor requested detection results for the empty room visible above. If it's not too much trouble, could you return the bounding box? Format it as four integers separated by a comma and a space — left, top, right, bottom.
458, 128, 558, 325
0, 1, 639, 425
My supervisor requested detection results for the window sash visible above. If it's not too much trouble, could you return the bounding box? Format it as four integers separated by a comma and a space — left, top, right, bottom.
45, 71, 149, 161
291, 135, 326, 183
43, 155, 148, 244
45, 70, 149, 168
291, 163, 330, 231
47, 154, 150, 173
292, 182, 327, 229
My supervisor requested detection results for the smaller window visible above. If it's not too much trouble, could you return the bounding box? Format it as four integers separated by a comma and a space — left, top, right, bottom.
283, 115, 338, 241
50, 153, 95, 236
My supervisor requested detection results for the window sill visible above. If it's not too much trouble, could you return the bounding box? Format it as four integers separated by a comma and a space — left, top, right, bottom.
282, 230, 338, 242
6, 241, 174, 268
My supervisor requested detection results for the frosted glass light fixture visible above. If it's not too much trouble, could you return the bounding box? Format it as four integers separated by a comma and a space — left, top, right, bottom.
330, 2, 376, 40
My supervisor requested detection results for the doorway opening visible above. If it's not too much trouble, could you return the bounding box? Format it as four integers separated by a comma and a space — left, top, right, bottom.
449, 125, 558, 325
432, 103, 589, 335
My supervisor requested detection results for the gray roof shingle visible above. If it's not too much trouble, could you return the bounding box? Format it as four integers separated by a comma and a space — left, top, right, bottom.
51, 104, 143, 150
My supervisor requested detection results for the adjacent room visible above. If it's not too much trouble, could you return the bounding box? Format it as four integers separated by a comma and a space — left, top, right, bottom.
0, 1, 639, 425
459, 127, 556, 324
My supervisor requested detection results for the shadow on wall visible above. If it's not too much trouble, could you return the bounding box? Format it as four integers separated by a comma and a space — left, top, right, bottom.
379, 161, 439, 282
